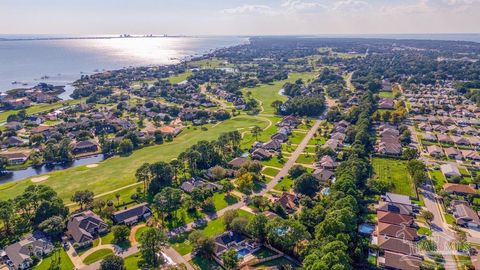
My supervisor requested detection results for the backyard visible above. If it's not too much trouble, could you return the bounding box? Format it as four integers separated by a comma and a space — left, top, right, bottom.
372, 157, 416, 198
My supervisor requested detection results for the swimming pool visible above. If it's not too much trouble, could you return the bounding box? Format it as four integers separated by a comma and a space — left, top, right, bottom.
237, 248, 251, 258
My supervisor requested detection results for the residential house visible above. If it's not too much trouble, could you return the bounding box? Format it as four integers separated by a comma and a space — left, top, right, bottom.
426, 145, 443, 158
312, 168, 334, 184
378, 251, 422, 270
444, 147, 462, 160
251, 148, 272, 160
67, 211, 108, 247
377, 201, 413, 216
317, 155, 337, 170
228, 157, 248, 169
462, 150, 480, 161
443, 183, 477, 196
112, 203, 152, 225
3, 136, 25, 147
451, 201, 480, 228
72, 140, 99, 155
271, 132, 288, 142
376, 222, 419, 241
0, 152, 30, 165
377, 211, 414, 226
440, 164, 461, 178
4, 233, 54, 270
275, 192, 297, 212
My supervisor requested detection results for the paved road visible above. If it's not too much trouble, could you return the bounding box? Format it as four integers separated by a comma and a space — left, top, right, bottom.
421, 183, 457, 270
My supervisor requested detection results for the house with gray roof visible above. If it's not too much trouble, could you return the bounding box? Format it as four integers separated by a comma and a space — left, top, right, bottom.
112, 203, 152, 225
4, 233, 53, 270
67, 211, 108, 247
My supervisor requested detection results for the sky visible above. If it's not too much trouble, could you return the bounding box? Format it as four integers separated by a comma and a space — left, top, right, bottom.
1, 0, 479, 35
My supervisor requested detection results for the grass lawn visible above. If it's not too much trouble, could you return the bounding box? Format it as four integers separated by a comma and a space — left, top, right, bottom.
430, 169, 446, 192
0, 99, 85, 123
262, 167, 280, 177
289, 132, 306, 145
190, 257, 222, 270
379, 91, 394, 98
212, 192, 239, 211
124, 253, 142, 270
135, 226, 149, 242
168, 70, 193, 84
33, 248, 74, 270
455, 254, 472, 269
445, 213, 455, 225
83, 249, 114, 265
242, 72, 316, 115
100, 231, 115, 245
372, 157, 416, 198
0, 115, 270, 202
308, 136, 326, 146
295, 154, 315, 164
254, 257, 294, 269
261, 156, 285, 169
240, 116, 281, 150
418, 227, 432, 236
274, 177, 294, 192
170, 209, 253, 255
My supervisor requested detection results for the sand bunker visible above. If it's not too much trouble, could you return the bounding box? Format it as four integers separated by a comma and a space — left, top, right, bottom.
31, 176, 49, 183
86, 164, 99, 168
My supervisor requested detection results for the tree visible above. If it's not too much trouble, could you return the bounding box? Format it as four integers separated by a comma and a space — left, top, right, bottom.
419, 210, 434, 224
402, 148, 419, 160
0, 200, 15, 234
139, 227, 168, 267
38, 216, 65, 238
71, 190, 94, 210
230, 217, 249, 234
136, 163, 152, 196
118, 139, 134, 155
189, 230, 215, 258
210, 166, 226, 181
247, 214, 268, 242
288, 165, 307, 179
100, 255, 126, 270
236, 172, 254, 193
222, 181, 235, 195
112, 225, 130, 244
222, 249, 240, 270
266, 218, 310, 251
148, 162, 174, 195
251, 126, 262, 141
223, 209, 239, 230
294, 173, 320, 197
154, 187, 183, 223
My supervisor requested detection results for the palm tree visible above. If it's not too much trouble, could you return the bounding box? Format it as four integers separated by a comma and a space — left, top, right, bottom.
115, 193, 121, 206
135, 163, 152, 196
251, 126, 262, 141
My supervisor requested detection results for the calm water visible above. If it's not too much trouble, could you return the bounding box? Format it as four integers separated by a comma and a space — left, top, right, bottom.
0, 36, 248, 93
0, 154, 105, 184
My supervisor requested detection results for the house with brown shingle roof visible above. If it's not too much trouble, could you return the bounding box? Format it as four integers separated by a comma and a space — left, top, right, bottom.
376, 222, 419, 241
377, 211, 414, 226
443, 183, 477, 195
378, 251, 422, 270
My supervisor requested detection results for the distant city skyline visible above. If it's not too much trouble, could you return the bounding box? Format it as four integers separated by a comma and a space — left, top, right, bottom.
1, 0, 480, 35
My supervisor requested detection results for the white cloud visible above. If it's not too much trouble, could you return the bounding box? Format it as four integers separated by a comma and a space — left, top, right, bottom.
221, 4, 274, 15
281, 0, 327, 11
332, 0, 369, 11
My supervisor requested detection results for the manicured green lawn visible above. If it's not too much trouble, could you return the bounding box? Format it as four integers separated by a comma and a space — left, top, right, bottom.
168, 70, 193, 84
418, 227, 432, 236
379, 91, 394, 98
254, 257, 294, 269
296, 154, 315, 164
445, 213, 455, 225
170, 209, 253, 255
212, 192, 239, 211
308, 136, 326, 146
262, 167, 280, 177
0, 115, 270, 202
261, 156, 285, 169
135, 226, 149, 242
33, 248, 74, 270
83, 248, 114, 265
124, 253, 142, 270
288, 132, 307, 145
430, 170, 446, 192
372, 157, 416, 198
190, 257, 222, 270
100, 231, 114, 245
242, 72, 316, 114
274, 177, 294, 192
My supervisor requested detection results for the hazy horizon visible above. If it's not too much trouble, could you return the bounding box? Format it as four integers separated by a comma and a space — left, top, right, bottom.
2, 0, 480, 35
